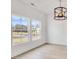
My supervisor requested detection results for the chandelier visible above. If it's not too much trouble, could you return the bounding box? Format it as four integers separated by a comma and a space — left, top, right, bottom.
54, 0, 67, 20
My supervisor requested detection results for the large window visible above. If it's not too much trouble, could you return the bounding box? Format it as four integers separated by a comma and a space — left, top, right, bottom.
12, 15, 41, 46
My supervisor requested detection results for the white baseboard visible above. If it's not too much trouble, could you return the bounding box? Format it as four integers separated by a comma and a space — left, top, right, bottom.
46, 43, 67, 47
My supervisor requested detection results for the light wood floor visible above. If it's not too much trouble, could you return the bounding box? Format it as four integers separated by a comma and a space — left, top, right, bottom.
13, 44, 67, 59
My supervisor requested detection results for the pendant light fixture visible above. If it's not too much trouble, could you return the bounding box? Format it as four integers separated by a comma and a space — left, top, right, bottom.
54, 0, 67, 20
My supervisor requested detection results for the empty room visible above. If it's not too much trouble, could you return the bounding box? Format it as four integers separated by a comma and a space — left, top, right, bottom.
11, 0, 67, 59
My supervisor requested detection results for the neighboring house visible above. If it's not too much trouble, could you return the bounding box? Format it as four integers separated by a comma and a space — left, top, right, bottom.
12, 24, 28, 32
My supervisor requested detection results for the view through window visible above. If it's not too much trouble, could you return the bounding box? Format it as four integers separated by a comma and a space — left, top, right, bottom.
32, 20, 41, 41
12, 15, 41, 46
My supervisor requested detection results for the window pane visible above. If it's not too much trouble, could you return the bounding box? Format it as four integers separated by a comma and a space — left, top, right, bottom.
31, 20, 41, 41
12, 16, 30, 46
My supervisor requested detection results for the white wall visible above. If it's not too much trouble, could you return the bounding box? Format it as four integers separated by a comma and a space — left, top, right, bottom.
47, 0, 67, 45
48, 17, 67, 45
11, 0, 47, 57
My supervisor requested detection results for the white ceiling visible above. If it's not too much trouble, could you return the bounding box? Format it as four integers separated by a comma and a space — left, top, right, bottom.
15, 0, 67, 14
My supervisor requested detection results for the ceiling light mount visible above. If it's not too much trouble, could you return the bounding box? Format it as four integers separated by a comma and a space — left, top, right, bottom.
30, 2, 36, 7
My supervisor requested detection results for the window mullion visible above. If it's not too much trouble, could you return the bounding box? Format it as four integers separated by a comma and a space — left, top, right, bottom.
29, 20, 32, 41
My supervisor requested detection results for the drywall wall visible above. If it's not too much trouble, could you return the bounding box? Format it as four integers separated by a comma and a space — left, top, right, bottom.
11, 0, 47, 57
48, 16, 67, 45
47, 0, 67, 45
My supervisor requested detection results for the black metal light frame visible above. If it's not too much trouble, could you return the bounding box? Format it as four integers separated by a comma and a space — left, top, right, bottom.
54, 0, 67, 20
54, 7, 67, 20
